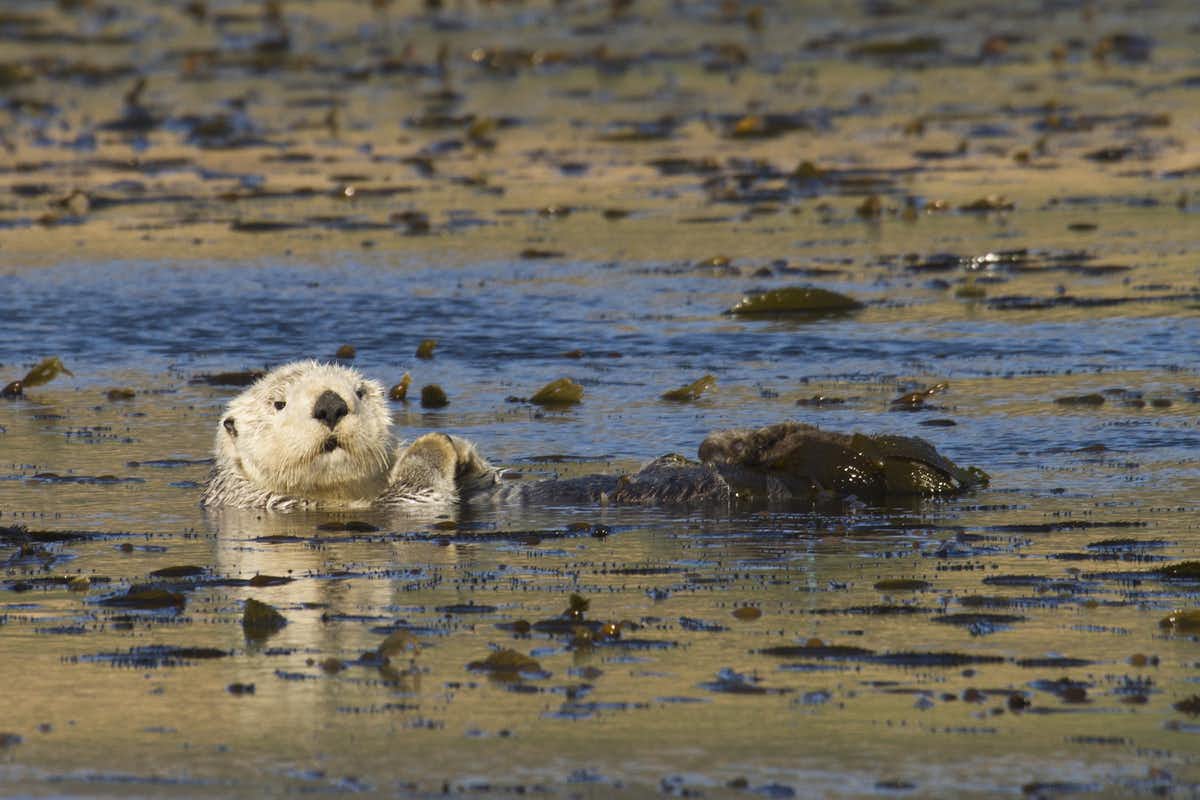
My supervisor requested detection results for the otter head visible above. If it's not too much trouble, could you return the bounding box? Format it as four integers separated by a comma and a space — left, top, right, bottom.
215, 361, 394, 505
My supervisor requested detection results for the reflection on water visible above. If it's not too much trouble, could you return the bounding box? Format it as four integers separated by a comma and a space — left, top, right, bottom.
4, 500, 1200, 796
2, 0, 1200, 795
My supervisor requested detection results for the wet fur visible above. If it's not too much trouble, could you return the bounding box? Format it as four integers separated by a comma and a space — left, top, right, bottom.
203, 362, 980, 511
201, 361, 495, 509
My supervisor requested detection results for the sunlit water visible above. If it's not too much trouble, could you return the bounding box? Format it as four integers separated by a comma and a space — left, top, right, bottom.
2, 0, 1200, 797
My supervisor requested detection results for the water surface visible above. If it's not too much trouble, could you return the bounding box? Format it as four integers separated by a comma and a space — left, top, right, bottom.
2, 0, 1199, 796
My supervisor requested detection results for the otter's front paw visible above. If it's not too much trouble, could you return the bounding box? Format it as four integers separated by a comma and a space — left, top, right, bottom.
444, 434, 498, 494
399, 433, 496, 498
404, 433, 461, 480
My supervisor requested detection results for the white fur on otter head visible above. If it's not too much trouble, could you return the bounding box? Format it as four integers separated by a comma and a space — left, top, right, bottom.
202, 361, 395, 509
201, 360, 499, 510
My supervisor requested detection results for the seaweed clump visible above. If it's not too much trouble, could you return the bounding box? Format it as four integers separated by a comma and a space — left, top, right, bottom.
242, 598, 287, 640
3, 357, 74, 398
726, 287, 863, 316
530, 378, 584, 407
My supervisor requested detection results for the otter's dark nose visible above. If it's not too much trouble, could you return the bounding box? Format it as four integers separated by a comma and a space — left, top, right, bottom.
312, 390, 349, 430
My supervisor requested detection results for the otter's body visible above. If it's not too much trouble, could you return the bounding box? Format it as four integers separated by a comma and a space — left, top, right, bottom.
201, 361, 984, 510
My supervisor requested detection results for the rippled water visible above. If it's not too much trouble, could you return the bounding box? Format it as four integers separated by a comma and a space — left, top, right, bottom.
2, 0, 1200, 797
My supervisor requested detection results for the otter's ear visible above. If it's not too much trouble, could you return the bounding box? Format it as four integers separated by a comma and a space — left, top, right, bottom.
222, 417, 238, 438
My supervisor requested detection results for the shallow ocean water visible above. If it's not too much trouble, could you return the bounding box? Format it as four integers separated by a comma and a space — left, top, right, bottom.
2, 0, 1200, 797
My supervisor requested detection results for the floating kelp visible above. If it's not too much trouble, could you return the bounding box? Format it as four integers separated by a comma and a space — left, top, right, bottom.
1029, 677, 1091, 703
726, 287, 863, 316
1055, 394, 1105, 407
315, 521, 379, 533
723, 113, 814, 139
1015, 657, 1095, 669
981, 574, 1083, 590
795, 395, 846, 407
873, 579, 931, 591
869, 652, 1005, 668
811, 605, 931, 616
420, 384, 449, 409
2, 356, 74, 398
230, 220, 305, 233
392, 210, 431, 235
388, 373, 411, 401
959, 196, 1014, 213
954, 282, 986, 300
28, 473, 143, 485
0, 525, 90, 544
856, 195, 883, 217
377, 630, 420, 658
891, 382, 949, 411
694, 255, 734, 272
1156, 562, 1200, 581
647, 156, 720, 175
467, 648, 547, 678
3, 574, 110, 591
849, 35, 944, 62
242, 598, 287, 639
189, 370, 264, 387
757, 642, 875, 660
246, 574, 292, 587
1086, 537, 1164, 551
1175, 696, 1200, 716
530, 378, 583, 407
98, 584, 186, 610
436, 602, 498, 615
75, 645, 229, 669
661, 375, 716, 402
415, 339, 437, 359
1160, 610, 1200, 633
0, 63, 34, 89
149, 565, 205, 579
564, 593, 589, 619
126, 458, 213, 469
598, 117, 680, 142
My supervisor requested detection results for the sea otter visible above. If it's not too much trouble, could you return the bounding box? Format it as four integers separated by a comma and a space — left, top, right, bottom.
200, 361, 986, 510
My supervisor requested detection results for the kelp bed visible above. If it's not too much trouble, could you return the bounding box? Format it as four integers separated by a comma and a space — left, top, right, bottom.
2, 0, 1200, 797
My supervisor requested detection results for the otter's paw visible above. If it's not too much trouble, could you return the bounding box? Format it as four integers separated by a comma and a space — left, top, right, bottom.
402, 433, 460, 478
444, 434, 499, 495
397, 433, 497, 499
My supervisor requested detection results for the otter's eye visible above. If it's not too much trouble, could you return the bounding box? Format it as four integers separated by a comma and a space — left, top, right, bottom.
355, 386, 366, 399
273, 400, 286, 411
